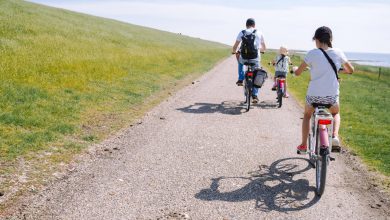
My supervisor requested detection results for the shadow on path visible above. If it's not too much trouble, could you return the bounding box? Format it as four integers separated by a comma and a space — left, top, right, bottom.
177, 101, 247, 115
257, 99, 279, 109
177, 99, 279, 115
195, 157, 320, 212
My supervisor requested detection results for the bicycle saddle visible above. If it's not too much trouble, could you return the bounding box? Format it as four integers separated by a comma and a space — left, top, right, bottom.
243, 62, 256, 66
312, 103, 332, 109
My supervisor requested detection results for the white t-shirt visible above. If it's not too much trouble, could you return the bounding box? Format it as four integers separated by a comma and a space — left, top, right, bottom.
304, 48, 348, 96
236, 28, 264, 61
274, 55, 291, 72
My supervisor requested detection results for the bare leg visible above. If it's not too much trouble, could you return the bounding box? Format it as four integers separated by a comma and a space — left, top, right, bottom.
284, 80, 289, 97
301, 105, 315, 146
329, 104, 340, 137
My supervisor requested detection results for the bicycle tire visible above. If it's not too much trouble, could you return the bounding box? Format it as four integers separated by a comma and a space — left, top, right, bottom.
316, 154, 328, 196
246, 88, 251, 111
277, 88, 283, 108
315, 127, 328, 197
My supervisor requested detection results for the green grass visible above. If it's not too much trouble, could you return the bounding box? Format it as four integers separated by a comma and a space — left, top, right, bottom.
262, 52, 390, 176
0, 0, 229, 161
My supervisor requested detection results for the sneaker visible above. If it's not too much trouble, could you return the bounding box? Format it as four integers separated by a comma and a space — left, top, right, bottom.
252, 95, 259, 103
271, 86, 277, 91
332, 136, 341, 151
236, 80, 243, 86
284, 92, 289, 98
296, 144, 307, 154
332, 136, 340, 147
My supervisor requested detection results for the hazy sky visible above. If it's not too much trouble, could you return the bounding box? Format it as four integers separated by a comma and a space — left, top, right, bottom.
29, 0, 390, 53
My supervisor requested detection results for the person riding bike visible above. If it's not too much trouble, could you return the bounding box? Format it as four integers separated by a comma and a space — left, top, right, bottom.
292, 26, 354, 153
232, 18, 266, 103
272, 46, 292, 98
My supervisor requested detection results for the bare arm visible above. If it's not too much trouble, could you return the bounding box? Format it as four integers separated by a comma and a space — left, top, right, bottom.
342, 62, 354, 74
260, 42, 266, 53
294, 62, 308, 76
232, 40, 240, 54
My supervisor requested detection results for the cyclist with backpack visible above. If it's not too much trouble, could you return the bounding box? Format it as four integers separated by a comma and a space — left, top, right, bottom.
232, 18, 266, 103
292, 26, 354, 153
272, 46, 292, 98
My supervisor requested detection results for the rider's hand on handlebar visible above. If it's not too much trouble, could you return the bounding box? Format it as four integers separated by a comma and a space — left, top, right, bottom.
290, 66, 298, 75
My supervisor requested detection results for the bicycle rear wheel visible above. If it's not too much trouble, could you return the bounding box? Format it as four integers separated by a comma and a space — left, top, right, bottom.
315, 128, 328, 197
277, 88, 283, 108
246, 88, 251, 111
315, 154, 328, 196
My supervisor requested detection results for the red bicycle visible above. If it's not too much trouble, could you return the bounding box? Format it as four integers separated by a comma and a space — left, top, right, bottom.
275, 76, 286, 108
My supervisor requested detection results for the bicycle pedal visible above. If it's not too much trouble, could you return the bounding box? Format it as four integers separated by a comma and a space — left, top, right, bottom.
331, 146, 341, 153
297, 150, 308, 155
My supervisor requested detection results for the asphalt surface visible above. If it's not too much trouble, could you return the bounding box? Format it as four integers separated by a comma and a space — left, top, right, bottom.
8, 57, 389, 219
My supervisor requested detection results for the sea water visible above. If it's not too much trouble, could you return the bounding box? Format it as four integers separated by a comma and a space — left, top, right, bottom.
294, 51, 390, 67
345, 52, 390, 67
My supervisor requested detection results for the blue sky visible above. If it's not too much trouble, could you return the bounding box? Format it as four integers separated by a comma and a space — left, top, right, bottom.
29, 0, 390, 53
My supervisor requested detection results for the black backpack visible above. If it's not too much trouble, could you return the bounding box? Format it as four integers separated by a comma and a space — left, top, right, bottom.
240, 29, 258, 59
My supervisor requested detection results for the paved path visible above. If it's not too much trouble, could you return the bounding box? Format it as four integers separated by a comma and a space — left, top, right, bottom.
11, 57, 389, 219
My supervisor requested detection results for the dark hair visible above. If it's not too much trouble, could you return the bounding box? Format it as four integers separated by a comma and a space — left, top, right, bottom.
246, 18, 255, 27
313, 26, 333, 48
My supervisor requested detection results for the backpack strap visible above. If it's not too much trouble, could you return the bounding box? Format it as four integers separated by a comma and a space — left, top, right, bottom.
319, 48, 339, 80
242, 29, 256, 37
276, 55, 285, 66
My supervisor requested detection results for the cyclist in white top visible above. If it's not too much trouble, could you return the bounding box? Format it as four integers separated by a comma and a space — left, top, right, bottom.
232, 18, 266, 103
272, 46, 292, 97
292, 26, 354, 153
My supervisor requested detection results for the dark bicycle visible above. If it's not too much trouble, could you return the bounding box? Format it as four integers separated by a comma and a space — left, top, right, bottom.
243, 62, 256, 111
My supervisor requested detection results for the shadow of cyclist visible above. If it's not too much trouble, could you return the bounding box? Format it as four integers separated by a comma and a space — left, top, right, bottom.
195, 157, 320, 212
177, 101, 247, 115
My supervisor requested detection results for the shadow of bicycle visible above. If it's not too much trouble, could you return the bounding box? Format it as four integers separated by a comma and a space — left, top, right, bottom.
257, 100, 279, 109
177, 101, 247, 115
195, 157, 320, 212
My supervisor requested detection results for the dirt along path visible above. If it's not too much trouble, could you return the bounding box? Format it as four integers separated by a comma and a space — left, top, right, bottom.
8, 57, 389, 219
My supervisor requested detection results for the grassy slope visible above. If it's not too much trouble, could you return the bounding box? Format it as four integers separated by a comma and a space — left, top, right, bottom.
0, 0, 229, 206
0, 0, 229, 160
262, 52, 390, 177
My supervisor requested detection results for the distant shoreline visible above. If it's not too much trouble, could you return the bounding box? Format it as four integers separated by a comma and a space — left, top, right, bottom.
288, 50, 390, 68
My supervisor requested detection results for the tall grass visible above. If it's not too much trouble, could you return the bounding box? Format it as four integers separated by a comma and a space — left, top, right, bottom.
262, 52, 390, 176
0, 0, 229, 160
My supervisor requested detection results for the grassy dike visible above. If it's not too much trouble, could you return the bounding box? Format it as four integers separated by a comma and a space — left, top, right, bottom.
262, 52, 390, 179
0, 0, 229, 207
